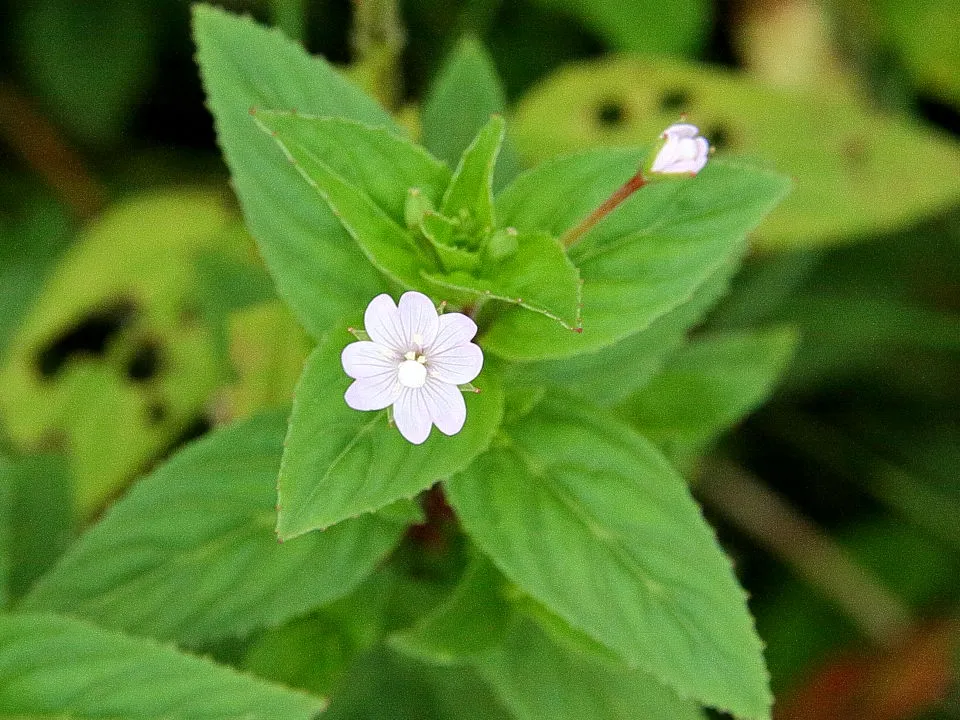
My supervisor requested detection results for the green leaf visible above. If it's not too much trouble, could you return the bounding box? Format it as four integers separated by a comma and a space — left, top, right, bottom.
253, 111, 450, 291
0, 454, 72, 602
0, 612, 323, 719
445, 397, 772, 718
488, 149, 788, 360
619, 327, 799, 468
391, 558, 514, 663
253, 112, 451, 226
14, 0, 153, 143
515, 259, 735, 405
874, 0, 960, 106
393, 558, 704, 720
277, 337, 504, 540
193, 4, 395, 337
426, 230, 582, 330
531, 0, 710, 55
223, 301, 313, 420
0, 196, 71, 360
478, 615, 705, 720
323, 647, 513, 720
511, 55, 960, 250
421, 38, 521, 189
440, 117, 505, 236
22, 411, 411, 646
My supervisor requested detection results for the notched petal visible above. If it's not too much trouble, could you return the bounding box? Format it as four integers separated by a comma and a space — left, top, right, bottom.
341, 341, 399, 379
422, 380, 467, 436
393, 388, 432, 444
429, 343, 483, 385
397, 291, 440, 350
364, 293, 407, 352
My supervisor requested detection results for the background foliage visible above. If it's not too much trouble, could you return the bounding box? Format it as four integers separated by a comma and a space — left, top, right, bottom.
0, 0, 957, 718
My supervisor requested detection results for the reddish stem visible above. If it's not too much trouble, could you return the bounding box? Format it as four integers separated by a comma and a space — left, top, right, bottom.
560, 170, 647, 249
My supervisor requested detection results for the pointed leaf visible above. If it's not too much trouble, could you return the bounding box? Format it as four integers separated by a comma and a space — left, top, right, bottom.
441, 117, 505, 235
488, 149, 789, 360
515, 258, 735, 404
0, 613, 323, 719
277, 337, 504, 540
254, 111, 446, 290
619, 327, 799, 467
478, 616, 706, 720
421, 37, 521, 189
253, 112, 451, 225
193, 5, 395, 336
22, 411, 412, 645
425, 230, 582, 330
446, 397, 772, 719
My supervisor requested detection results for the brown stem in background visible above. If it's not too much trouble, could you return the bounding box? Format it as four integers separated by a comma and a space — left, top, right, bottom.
698, 458, 911, 649
0, 82, 105, 220
560, 170, 646, 250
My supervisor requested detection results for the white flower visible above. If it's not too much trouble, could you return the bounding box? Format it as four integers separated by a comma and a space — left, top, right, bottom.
650, 123, 710, 176
341, 291, 484, 445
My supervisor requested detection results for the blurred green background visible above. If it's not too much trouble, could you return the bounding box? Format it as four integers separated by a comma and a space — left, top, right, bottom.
0, 0, 958, 717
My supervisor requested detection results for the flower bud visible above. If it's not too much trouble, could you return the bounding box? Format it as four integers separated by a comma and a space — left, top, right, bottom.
648, 123, 709, 176
404, 187, 435, 229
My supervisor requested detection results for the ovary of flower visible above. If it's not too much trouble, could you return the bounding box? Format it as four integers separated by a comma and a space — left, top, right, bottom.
341, 291, 484, 445
650, 123, 710, 175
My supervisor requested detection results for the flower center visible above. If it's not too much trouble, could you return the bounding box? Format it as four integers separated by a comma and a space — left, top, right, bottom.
397, 358, 427, 388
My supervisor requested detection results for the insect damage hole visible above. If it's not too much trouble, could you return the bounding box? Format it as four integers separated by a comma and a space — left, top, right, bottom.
595, 99, 628, 127
35, 300, 137, 379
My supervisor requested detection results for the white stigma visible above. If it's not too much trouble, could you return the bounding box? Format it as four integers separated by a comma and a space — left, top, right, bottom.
397, 359, 428, 388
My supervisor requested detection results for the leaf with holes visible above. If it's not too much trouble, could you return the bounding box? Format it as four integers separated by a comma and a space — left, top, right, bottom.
0, 613, 323, 719
277, 337, 504, 540
0, 191, 245, 519
511, 55, 960, 249
445, 396, 772, 719
21, 411, 414, 645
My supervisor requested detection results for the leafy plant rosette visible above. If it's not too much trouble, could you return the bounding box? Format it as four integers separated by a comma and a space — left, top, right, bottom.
38, 5, 790, 719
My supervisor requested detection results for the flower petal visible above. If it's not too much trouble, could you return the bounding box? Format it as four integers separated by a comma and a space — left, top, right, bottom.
393, 388, 432, 444
429, 342, 483, 385
364, 294, 407, 352
342, 341, 400, 379
429, 312, 478, 354
663, 122, 699, 140
397, 291, 440, 351
421, 379, 467, 436
344, 374, 401, 411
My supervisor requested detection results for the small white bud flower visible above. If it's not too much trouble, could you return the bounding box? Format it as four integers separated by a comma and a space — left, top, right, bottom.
650, 123, 710, 176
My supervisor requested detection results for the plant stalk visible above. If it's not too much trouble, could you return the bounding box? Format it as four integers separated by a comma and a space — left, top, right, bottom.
560, 170, 647, 249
